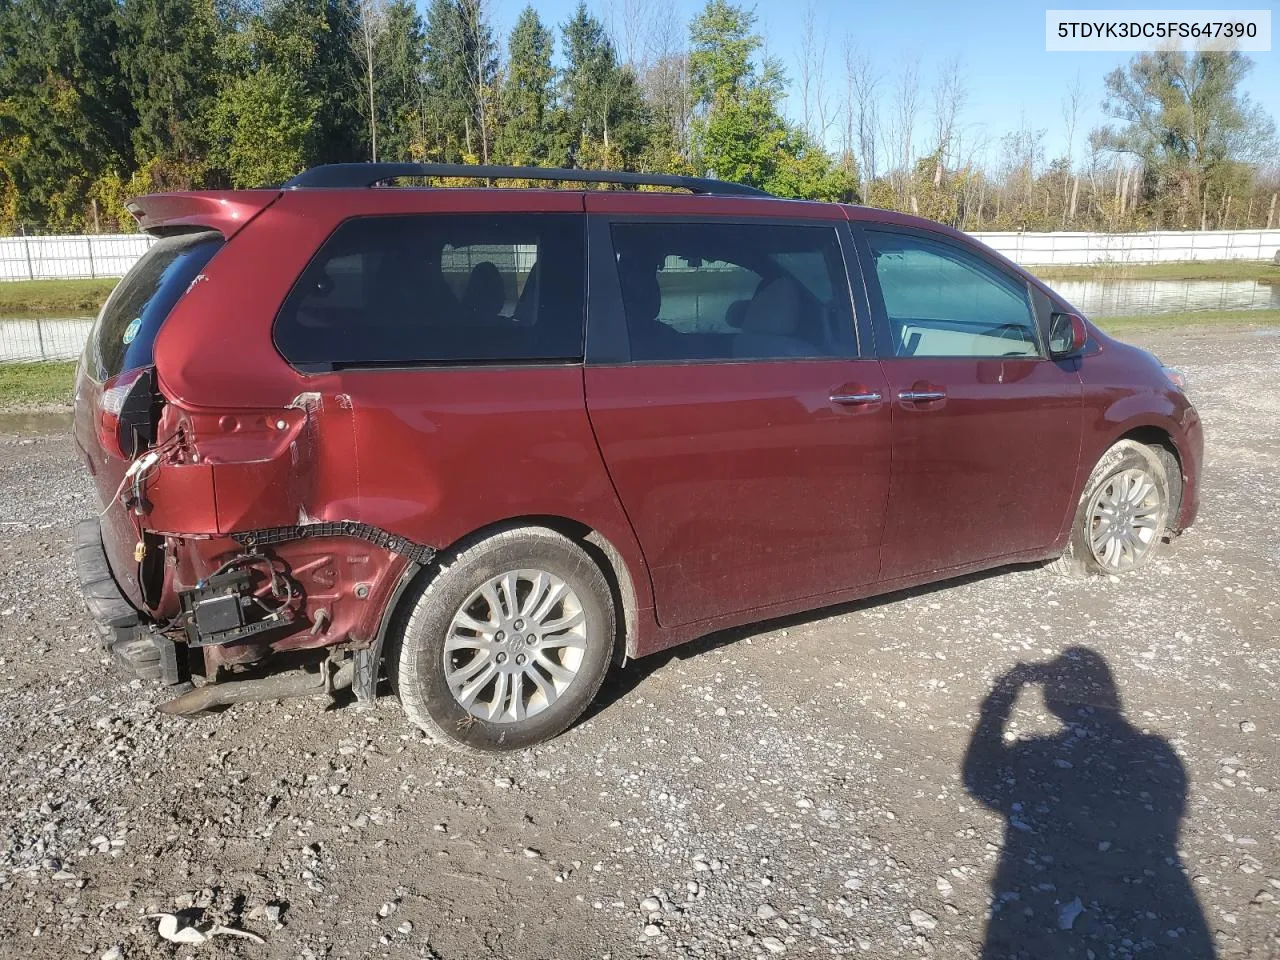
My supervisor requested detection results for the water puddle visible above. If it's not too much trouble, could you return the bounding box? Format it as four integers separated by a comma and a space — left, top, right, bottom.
0, 316, 93, 362
1052, 278, 1278, 317
0, 409, 73, 434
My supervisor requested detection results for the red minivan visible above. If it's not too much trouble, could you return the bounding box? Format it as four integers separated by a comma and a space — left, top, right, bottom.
72, 163, 1203, 751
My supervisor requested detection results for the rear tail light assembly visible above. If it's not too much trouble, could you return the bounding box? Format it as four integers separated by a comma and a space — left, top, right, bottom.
96, 367, 161, 460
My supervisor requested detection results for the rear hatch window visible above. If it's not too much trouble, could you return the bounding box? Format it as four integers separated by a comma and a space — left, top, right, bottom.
87, 231, 224, 382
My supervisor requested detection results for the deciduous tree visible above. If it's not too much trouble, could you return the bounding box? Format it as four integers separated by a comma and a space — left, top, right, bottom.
1095, 50, 1278, 229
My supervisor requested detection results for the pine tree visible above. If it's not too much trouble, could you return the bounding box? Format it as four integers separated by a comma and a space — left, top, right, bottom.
208, 0, 368, 185
0, 0, 135, 230
560, 1, 647, 169
119, 0, 220, 173
308, 0, 368, 164
374, 0, 428, 162
423, 0, 497, 163
688, 0, 785, 187
209, 0, 320, 186
687, 0, 850, 197
495, 7, 563, 167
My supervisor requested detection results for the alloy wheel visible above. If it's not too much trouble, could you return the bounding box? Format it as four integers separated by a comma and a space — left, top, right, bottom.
443, 569, 588, 723
1087, 467, 1165, 572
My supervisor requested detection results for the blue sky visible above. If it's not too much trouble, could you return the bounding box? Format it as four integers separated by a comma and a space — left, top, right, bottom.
484, 0, 1280, 171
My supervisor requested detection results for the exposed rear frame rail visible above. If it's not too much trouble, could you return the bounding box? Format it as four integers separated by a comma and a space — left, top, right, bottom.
282, 163, 770, 197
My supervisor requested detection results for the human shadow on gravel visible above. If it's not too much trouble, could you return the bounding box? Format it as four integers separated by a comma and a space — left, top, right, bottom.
962, 647, 1214, 960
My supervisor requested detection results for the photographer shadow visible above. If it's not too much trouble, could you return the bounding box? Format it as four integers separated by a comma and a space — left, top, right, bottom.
962, 647, 1214, 959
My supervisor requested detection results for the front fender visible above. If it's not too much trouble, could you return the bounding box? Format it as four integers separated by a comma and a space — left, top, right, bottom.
1074, 389, 1202, 534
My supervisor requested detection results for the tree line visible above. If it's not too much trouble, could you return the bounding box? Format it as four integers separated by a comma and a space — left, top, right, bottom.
0, 0, 1276, 235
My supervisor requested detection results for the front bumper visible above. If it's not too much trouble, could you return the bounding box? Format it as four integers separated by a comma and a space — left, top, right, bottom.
1175, 407, 1204, 532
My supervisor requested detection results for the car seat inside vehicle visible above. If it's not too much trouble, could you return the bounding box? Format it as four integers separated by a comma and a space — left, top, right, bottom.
462, 260, 506, 325
732, 276, 818, 358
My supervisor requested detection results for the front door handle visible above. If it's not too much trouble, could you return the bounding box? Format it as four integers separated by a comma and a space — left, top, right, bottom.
897, 389, 947, 402
830, 391, 882, 405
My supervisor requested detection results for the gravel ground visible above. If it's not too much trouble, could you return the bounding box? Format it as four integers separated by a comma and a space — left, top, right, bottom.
0, 328, 1276, 960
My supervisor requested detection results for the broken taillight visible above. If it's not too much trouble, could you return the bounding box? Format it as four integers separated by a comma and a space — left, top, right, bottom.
96, 366, 159, 460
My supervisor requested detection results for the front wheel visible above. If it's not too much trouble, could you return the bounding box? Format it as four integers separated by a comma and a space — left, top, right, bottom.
1052, 440, 1172, 576
391, 526, 616, 752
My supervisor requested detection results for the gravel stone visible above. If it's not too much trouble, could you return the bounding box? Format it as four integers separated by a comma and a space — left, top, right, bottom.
909, 909, 938, 930
0, 329, 1275, 960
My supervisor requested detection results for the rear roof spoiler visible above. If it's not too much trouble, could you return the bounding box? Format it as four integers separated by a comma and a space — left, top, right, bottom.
125, 190, 282, 238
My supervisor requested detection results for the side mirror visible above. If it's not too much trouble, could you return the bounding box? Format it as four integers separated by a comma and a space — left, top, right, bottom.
1048, 312, 1087, 359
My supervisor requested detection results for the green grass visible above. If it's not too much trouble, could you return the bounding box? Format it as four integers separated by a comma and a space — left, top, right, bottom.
1094, 308, 1280, 334
0, 278, 118, 316
1030, 260, 1280, 283
0, 360, 77, 407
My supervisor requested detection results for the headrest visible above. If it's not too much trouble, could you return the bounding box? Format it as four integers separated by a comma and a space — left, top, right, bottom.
741, 277, 801, 337
725, 298, 750, 329
463, 261, 504, 318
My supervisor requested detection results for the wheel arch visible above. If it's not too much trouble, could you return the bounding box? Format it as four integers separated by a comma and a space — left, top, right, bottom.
1060, 415, 1188, 549
380, 515, 646, 670
496, 515, 643, 664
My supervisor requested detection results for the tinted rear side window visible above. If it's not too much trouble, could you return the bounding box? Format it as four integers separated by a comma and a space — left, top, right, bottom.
610, 221, 855, 363
274, 214, 585, 369
88, 231, 223, 381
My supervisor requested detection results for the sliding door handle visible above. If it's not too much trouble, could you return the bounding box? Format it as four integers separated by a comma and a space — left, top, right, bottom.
897, 390, 947, 402
830, 391, 882, 405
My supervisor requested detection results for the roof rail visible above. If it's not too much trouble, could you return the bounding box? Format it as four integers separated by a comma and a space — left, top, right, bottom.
281, 162, 769, 197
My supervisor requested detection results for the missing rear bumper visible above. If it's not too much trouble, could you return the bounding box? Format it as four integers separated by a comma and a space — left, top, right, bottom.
73, 519, 140, 640
178, 565, 296, 648
73, 519, 184, 685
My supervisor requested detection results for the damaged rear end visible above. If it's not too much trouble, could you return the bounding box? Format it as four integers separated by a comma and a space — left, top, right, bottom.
72, 190, 431, 708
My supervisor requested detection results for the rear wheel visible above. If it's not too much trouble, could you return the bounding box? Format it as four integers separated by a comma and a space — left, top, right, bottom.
1052, 440, 1172, 577
392, 526, 616, 752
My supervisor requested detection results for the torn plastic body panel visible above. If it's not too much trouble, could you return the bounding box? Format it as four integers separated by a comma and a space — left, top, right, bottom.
117, 391, 433, 677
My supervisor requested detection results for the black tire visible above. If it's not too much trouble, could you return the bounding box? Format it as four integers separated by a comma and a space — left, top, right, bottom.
391, 526, 616, 752
1050, 439, 1172, 577
1153, 444, 1184, 532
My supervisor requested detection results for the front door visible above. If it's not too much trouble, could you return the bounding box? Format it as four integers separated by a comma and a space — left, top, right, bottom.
857, 226, 1083, 581
584, 209, 892, 628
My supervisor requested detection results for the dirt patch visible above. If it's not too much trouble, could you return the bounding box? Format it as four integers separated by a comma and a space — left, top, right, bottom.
0, 329, 1275, 959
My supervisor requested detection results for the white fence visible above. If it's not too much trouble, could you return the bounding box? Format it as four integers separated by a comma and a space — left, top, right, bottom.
970, 229, 1280, 266
0, 233, 156, 281
1, 228, 1278, 280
